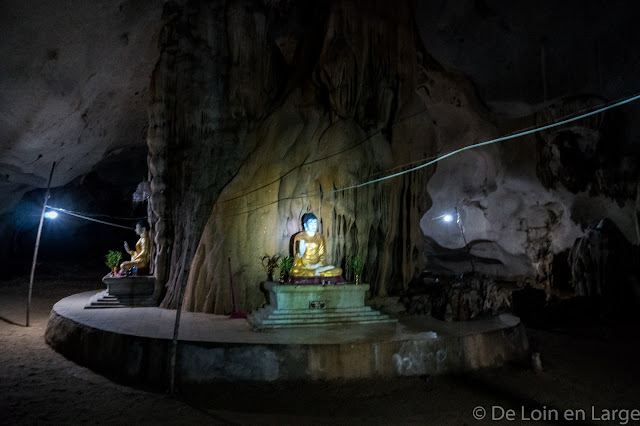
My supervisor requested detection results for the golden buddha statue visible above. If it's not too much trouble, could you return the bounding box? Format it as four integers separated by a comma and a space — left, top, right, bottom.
120, 219, 150, 272
290, 213, 342, 278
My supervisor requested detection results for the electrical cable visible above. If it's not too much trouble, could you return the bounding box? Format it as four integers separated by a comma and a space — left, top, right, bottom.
331, 92, 640, 194
219, 106, 430, 203
75, 92, 638, 223
45, 206, 135, 230
213, 91, 640, 218
54, 210, 146, 220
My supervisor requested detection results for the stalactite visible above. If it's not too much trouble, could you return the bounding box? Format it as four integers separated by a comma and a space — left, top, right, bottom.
154, 0, 496, 313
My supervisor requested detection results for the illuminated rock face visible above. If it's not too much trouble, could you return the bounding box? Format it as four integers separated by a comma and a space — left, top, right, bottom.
3, 1, 640, 313
172, 0, 491, 313
148, 0, 640, 314
421, 96, 639, 280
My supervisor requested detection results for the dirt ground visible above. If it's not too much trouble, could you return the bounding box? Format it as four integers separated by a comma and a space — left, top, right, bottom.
1, 265, 639, 425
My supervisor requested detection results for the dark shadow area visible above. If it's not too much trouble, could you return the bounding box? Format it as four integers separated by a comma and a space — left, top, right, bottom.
0, 316, 24, 327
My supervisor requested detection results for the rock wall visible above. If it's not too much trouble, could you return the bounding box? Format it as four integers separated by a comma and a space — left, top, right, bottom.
422, 94, 639, 288
148, 0, 284, 308
176, 0, 494, 313
3, 0, 639, 314
148, 0, 640, 314
0, 0, 161, 214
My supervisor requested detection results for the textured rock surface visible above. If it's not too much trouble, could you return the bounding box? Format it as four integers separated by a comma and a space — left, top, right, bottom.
403, 274, 514, 321
0, 0, 162, 211
415, 0, 640, 119
148, 0, 640, 314
569, 219, 638, 317
178, 0, 488, 313
422, 94, 639, 282
3, 1, 640, 316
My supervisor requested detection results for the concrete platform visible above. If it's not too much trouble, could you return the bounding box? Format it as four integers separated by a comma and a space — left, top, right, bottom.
45, 291, 529, 389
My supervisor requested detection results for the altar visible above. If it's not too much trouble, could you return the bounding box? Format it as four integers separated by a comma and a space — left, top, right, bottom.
249, 282, 396, 329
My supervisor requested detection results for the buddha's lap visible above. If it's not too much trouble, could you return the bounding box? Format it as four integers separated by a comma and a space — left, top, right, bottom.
290, 265, 343, 277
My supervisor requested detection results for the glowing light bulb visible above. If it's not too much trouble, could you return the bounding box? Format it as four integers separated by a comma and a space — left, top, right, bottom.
44, 211, 58, 219
443, 214, 453, 223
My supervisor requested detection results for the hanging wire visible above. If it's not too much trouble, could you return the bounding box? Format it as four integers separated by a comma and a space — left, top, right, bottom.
219, 106, 430, 203
45, 206, 135, 230
208, 91, 640, 218
101, 91, 639, 224
53, 210, 146, 220
332, 92, 640, 194
213, 95, 615, 207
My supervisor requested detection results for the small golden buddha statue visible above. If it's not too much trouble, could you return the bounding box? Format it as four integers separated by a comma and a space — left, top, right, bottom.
120, 219, 150, 272
290, 213, 342, 278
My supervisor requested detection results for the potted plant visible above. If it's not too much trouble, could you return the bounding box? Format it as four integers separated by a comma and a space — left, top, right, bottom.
261, 254, 281, 281
277, 256, 294, 284
105, 250, 123, 276
350, 254, 364, 285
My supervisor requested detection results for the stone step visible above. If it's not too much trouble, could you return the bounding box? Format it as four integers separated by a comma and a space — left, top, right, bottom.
264, 310, 384, 320
85, 294, 157, 309
259, 317, 397, 328
251, 282, 398, 329
269, 307, 375, 314
261, 313, 390, 324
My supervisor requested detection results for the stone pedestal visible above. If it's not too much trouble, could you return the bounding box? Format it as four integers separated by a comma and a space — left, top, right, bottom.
250, 282, 396, 328
85, 275, 160, 308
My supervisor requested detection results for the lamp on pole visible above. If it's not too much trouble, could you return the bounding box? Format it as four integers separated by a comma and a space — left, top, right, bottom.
27, 162, 56, 327
434, 207, 476, 274
455, 206, 475, 273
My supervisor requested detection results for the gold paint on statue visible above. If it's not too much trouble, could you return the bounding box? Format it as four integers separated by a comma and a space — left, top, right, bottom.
290, 213, 342, 277
120, 220, 150, 270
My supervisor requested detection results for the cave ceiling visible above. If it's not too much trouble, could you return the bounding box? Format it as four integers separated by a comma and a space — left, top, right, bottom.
0, 0, 163, 211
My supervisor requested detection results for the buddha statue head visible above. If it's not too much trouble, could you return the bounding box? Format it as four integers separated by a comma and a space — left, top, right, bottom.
135, 219, 150, 236
302, 213, 318, 235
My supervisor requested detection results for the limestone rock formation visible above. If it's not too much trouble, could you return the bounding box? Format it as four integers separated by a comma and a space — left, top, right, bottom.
0, 1, 162, 265
148, 0, 640, 315
2, 0, 640, 320
176, 0, 497, 314
569, 218, 637, 317
0, 0, 162, 213
403, 274, 513, 321
422, 93, 639, 291
147, 0, 286, 309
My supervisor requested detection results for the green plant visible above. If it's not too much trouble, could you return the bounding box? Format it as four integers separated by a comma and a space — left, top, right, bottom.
261, 254, 281, 280
105, 250, 123, 270
350, 254, 364, 277
278, 256, 294, 277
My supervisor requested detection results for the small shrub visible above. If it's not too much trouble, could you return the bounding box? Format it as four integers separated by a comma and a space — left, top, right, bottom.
105, 250, 123, 270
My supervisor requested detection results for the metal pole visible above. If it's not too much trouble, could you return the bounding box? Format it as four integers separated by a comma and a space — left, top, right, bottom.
455, 206, 475, 273
169, 282, 184, 394
27, 162, 56, 327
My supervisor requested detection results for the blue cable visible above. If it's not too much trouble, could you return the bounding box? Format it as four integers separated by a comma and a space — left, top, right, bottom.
332, 93, 640, 194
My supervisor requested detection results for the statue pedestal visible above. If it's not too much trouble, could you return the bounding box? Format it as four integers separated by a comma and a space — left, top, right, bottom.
85, 275, 160, 308
249, 282, 396, 329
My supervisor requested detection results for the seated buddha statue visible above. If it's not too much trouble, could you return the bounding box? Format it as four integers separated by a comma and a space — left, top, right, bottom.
290, 213, 343, 278
120, 219, 150, 273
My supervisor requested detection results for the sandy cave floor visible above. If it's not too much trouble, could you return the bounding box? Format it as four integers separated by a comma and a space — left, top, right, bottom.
1, 265, 640, 425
